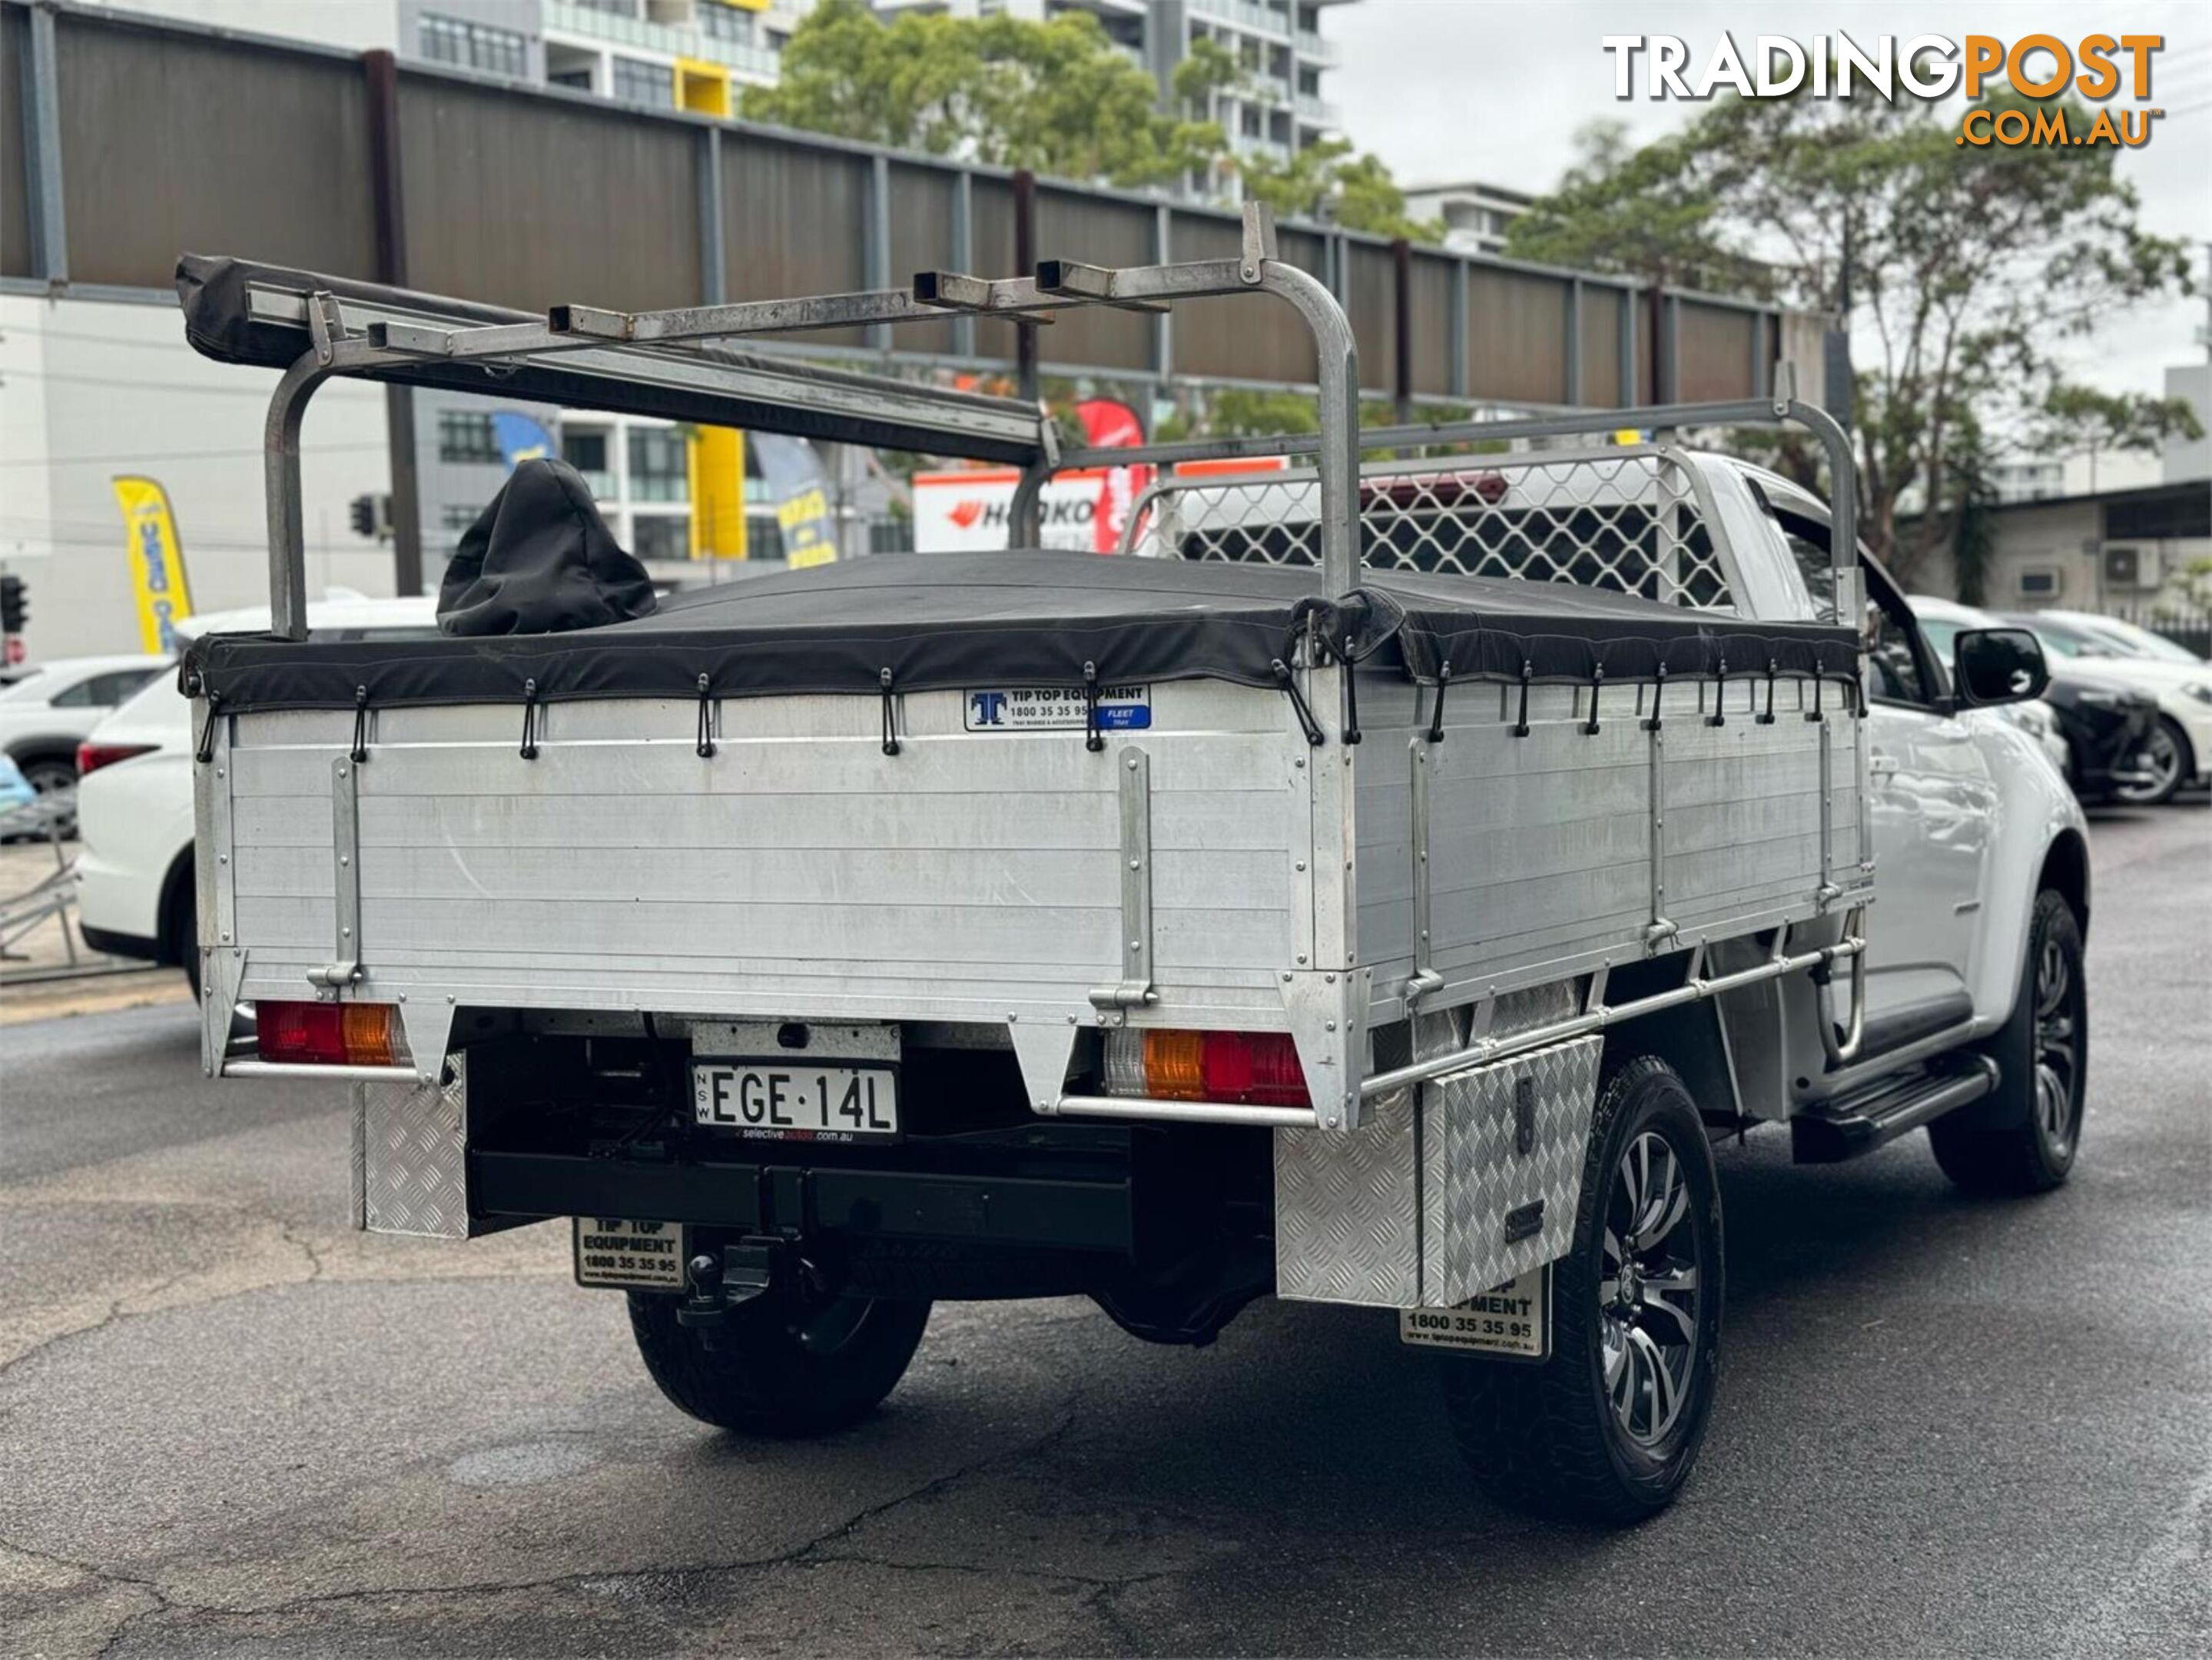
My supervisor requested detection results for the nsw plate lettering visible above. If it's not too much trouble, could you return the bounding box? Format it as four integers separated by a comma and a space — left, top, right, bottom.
693, 1062, 899, 1141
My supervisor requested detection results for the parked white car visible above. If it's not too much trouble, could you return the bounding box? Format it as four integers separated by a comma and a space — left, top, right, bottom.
1901, 596, 2073, 782
0, 653, 171, 800
1992, 607, 2212, 804
74, 598, 439, 986
2033, 608, 2207, 667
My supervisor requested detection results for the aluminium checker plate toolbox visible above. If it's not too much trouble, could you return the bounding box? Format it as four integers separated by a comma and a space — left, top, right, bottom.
1274, 1033, 1602, 1308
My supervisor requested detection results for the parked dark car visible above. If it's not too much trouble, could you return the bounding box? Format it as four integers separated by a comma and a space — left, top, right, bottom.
2041, 669, 2161, 804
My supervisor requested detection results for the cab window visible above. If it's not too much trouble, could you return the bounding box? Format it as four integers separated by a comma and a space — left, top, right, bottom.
1773, 510, 1939, 707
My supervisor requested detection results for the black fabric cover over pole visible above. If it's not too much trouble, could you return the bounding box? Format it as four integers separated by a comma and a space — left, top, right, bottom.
184, 549, 1858, 714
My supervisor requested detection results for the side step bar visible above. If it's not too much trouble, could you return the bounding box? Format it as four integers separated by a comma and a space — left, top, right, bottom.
1790, 1055, 2000, 1164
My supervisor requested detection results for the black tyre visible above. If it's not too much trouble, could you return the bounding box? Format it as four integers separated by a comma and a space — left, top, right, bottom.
2113, 715, 2188, 805
1440, 1056, 1725, 1525
1929, 889, 2087, 1195
164, 872, 202, 1000
627, 1290, 930, 1436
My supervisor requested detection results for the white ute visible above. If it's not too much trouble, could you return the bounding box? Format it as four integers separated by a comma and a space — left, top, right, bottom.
186, 219, 2089, 1524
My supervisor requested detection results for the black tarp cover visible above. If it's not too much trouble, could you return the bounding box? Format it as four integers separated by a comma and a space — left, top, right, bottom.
184, 551, 1857, 713
438, 460, 658, 637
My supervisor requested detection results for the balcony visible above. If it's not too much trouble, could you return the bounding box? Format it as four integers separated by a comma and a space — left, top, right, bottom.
1294, 91, 1338, 125
543, 1, 781, 79
1192, 0, 1292, 42
1294, 29, 1341, 66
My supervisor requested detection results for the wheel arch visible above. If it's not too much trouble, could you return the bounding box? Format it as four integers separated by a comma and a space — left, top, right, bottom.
157, 847, 197, 966
1601, 1001, 1738, 1128
5, 736, 80, 775
2038, 828, 2091, 941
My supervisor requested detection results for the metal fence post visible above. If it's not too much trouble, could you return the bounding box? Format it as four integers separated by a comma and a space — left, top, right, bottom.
867, 152, 892, 356
363, 48, 423, 599
1565, 275, 1584, 407
950, 169, 976, 360
24, 1, 68, 286
1449, 260, 1468, 401
1153, 203, 1173, 383
1013, 168, 1037, 400
1619, 287, 1637, 407
698, 126, 726, 305
1391, 237, 1412, 423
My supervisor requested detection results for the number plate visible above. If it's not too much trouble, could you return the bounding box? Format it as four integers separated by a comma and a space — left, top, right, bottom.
692, 1061, 900, 1142
573, 1217, 687, 1290
1398, 1264, 1550, 1360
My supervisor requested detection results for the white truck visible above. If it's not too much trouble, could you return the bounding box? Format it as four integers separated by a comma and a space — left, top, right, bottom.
181, 211, 2088, 1524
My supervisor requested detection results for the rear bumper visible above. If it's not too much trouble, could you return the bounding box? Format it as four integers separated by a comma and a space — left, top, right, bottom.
471, 1147, 1136, 1254
78, 921, 164, 964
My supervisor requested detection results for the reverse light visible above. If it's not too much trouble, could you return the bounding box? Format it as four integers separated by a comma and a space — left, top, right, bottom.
75, 740, 157, 779
257, 1001, 404, 1067
1103, 1028, 1310, 1108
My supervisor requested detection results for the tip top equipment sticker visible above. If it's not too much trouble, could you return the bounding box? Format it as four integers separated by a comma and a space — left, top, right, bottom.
965, 685, 1152, 732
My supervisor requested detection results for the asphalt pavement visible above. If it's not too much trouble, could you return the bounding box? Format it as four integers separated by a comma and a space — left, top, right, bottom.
2, 803, 2207, 1658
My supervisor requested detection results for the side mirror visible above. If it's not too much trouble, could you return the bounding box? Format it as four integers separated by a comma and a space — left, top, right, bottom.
1952, 627, 2049, 706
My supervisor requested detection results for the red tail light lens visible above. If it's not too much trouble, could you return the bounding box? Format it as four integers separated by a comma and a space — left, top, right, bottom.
75, 741, 156, 779
257, 1001, 403, 1067
1199, 1031, 1308, 1107
1107, 1029, 1310, 1107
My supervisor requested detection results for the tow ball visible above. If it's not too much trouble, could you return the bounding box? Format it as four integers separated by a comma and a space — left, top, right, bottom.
677, 1238, 820, 1347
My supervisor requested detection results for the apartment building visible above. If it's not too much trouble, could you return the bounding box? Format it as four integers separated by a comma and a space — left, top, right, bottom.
877, 1, 1355, 173
1401, 179, 1536, 258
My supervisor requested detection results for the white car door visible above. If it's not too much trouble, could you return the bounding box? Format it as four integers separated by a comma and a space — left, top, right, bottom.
1859, 577, 1997, 1039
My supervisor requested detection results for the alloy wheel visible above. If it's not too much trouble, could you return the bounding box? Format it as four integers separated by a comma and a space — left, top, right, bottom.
2032, 932, 2082, 1159
1599, 1131, 1703, 1446
2114, 724, 2182, 803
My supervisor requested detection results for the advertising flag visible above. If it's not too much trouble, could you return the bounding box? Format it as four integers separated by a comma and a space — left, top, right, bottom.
111, 476, 195, 653
1074, 397, 1150, 554
751, 432, 837, 569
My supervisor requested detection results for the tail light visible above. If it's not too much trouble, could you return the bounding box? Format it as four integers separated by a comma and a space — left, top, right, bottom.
257, 1001, 404, 1067
75, 740, 156, 779
1102, 1028, 1309, 1107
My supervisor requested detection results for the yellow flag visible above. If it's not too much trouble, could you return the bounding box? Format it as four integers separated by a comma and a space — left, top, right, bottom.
111, 476, 195, 653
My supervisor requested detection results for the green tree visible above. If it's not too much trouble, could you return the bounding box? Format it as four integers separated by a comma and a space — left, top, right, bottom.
2031, 383, 2203, 490
1502, 93, 2197, 587
741, 0, 1225, 189
1238, 138, 1441, 241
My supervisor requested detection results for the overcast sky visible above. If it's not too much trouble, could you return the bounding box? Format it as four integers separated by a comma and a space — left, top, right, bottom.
1331, 2, 2212, 400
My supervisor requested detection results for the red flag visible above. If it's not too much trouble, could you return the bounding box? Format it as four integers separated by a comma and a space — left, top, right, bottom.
1074, 397, 1150, 554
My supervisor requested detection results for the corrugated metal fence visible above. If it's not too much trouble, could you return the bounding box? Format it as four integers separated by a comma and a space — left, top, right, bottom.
1, 0, 1819, 412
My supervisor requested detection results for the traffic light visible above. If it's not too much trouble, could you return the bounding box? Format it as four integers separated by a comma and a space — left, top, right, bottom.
0, 573, 25, 635
348, 495, 377, 539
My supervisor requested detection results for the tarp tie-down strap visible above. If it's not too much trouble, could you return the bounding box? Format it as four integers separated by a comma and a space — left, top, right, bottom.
1806, 670, 1826, 724
1642, 663, 1669, 733
1426, 661, 1452, 745
519, 679, 541, 760
1706, 658, 1729, 729
350, 686, 370, 765
194, 691, 222, 765
880, 668, 901, 756
1584, 666, 1607, 737
1272, 659, 1325, 747
695, 674, 716, 759
1511, 660, 1534, 739
1759, 660, 1779, 725
1083, 662, 1105, 754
